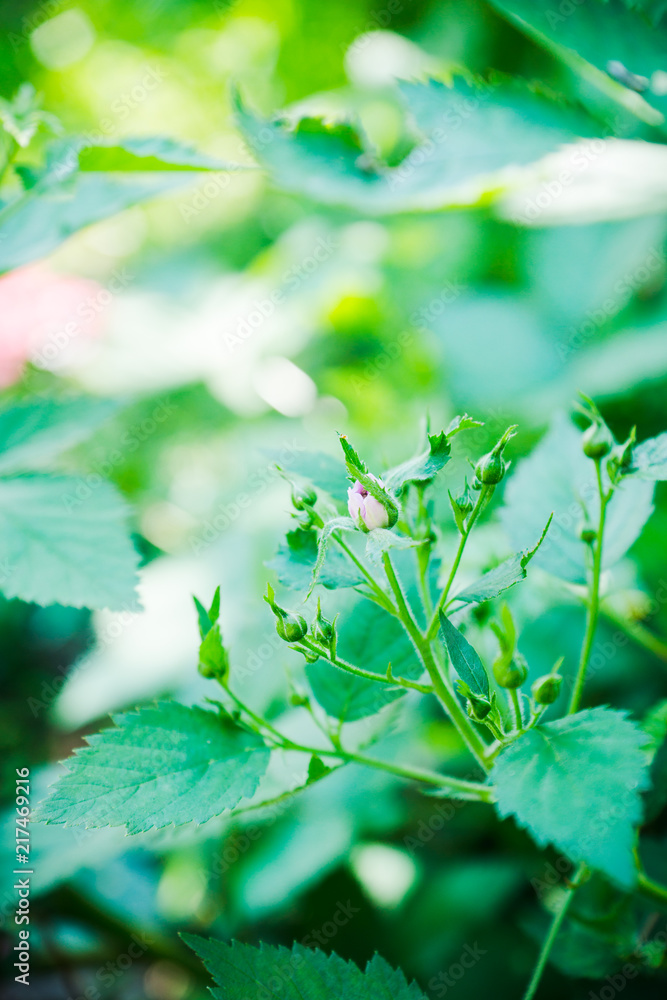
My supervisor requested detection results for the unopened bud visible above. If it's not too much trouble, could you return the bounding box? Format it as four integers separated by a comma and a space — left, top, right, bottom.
264, 582, 308, 643
347, 473, 397, 531
466, 691, 492, 721
493, 650, 528, 689
582, 421, 612, 459
531, 673, 563, 705
292, 485, 317, 510
474, 425, 517, 486
312, 597, 335, 649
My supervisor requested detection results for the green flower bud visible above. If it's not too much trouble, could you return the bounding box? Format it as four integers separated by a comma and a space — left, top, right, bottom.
466, 691, 492, 721
493, 650, 528, 689
312, 597, 335, 648
582, 421, 613, 459
264, 582, 308, 644
531, 673, 563, 706
291, 485, 317, 510
578, 520, 597, 545
474, 425, 517, 487
275, 611, 308, 643
453, 481, 474, 517
609, 426, 636, 473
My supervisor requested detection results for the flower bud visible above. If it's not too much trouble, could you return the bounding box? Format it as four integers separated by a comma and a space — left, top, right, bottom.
579, 525, 597, 545
531, 673, 563, 705
264, 582, 308, 643
582, 421, 612, 459
453, 482, 474, 517
474, 425, 517, 486
347, 474, 396, 531
466, 691, 492, 721
198, 624, 230, 681
312, 597, 335, 650
275, 610, 308, 643
291, 485, 317, 510
493, 650, 528, 689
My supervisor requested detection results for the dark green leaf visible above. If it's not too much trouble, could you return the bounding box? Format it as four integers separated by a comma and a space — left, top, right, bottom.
35, 702, 270, 833
439, 612, 490, 699
183, 935, 428, 1000
492, 707, 651, 889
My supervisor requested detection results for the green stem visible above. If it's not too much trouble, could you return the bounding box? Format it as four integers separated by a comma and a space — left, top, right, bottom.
382, 551, 489, 770
334, 532, 397, 615
523, 864, 587, 1000
300, 637, 433, 694
221, 675, 490, 800
280, 738, 493, 800
426, 487, 490, 641
637, 868, 667, 906
568, 461, 609, 715
510, 688, 523, 733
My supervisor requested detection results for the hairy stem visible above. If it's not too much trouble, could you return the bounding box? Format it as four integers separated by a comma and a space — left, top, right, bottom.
382, 551, 489, 770
334, 532, 397, 615
300, 637, 433, 694
426, 487, 490, 641
568, 461, 609, 715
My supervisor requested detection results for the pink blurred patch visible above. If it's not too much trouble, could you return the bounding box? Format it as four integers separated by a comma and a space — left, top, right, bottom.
0, 265, 105, 386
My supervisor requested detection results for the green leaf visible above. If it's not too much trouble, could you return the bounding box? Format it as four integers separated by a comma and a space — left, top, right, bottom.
446, 413, 484, 437
193, 595, 213, 638
627, 431, 667, 479
488, 0, 667, 127
183, 935, 428, 1000
0, 397, 119, 474
307, 600, 421, 721
76, 136, 231, 172
492, 707, 651, 889
34, 702, 270, 834
500, 414, 654, 584
383, 431, 451, 491
236, 80, 588, 214
438, 612, 490, 700
452, 515, 552, 605
266, 526, 362, 593
0, 474, 139, 610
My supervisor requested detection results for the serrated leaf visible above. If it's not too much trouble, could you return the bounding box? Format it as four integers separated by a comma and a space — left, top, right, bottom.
0, 397, 119, 474
183, 935, 428, 1000
627, 431, 667, 479
438, 612, 490, 700
193, 595, 213, 638
34, 702, 270, 834
492, 707, 651, 889
446, 413, 484, 437
236, 80, 588, 214
266, 526, 362, 594
383, 431, 451, 491
500, 414, 654, 584
307, 599, 421, 721
0, 474, 139, 609
452, 515, 552, 605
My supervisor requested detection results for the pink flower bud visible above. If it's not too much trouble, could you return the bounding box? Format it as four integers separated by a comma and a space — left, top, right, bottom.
347, 476, 390, 531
